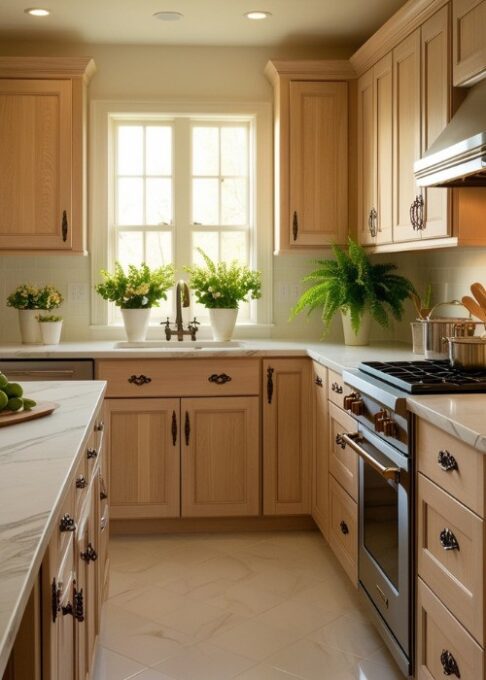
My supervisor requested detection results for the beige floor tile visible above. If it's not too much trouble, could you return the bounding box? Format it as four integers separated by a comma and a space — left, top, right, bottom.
92, 645, 146, 680
155, 599, 247, 642
207, 572, 289, 616
128, 670, 175, 680
110, 585, 188, 622
211, 617, 302, 662
334, 655, 404, 680
153, 641, 255, 680
234, 664, 306, 679
161, 553, 255, 597
265, 638, 358, 680
308, 611, 385, 659
256, 596, 343, 636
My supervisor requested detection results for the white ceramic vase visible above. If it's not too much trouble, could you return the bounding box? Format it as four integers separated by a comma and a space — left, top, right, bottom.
121, 308, 151, 342
18, 309, 43, 344
209, 308, 238, 342
40, 320, 63, 345
341, 310, 371, 346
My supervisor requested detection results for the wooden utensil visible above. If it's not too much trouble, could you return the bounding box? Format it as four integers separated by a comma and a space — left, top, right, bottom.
471, 283, 486, 311
461, 296, 486, 323
0, 402, 58, 428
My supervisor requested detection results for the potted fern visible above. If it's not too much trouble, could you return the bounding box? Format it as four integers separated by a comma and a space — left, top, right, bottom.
291, 239, 414, 346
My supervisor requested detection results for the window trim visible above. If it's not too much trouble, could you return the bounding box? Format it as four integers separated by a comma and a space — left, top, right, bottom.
90, 99, 273, 335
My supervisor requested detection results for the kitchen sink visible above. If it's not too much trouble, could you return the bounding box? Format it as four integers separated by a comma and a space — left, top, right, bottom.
114, 340, 246, 349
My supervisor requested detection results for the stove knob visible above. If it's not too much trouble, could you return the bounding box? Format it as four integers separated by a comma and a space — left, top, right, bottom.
383, 418, 397, 438
350, 399, 364, 416
343, 393, 358, 410
374, 409, 386, 433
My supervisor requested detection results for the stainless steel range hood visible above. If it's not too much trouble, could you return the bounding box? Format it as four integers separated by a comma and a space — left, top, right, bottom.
414, 79, 486, 187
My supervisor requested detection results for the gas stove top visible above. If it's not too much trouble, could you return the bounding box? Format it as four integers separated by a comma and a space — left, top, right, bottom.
359, 360, 486, 394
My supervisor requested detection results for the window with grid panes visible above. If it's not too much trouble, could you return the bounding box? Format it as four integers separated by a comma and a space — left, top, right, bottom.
111, 116, 253, 324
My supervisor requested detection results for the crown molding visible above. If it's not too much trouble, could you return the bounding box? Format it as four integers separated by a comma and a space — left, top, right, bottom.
0, 57, 96, 82
265, 59, 356, 85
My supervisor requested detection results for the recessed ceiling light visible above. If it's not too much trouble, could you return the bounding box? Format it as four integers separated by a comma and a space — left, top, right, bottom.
245, 10, 272, 20
24, 7, 50, 16
153, 11, 184, 21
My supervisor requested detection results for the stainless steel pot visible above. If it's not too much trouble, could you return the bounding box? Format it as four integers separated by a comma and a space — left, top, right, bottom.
423, 300, 479, 360
445, 336, 486, 370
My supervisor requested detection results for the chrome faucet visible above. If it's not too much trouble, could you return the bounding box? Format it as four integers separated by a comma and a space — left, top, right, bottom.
163, 280, 199, 341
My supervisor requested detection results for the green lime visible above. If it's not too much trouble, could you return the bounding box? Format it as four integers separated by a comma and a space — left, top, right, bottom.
5, 383, 23, 398
7, 397, 23, 412
22, 398, 37, 411
0, 391, 8, 410
0, 373, 8, 389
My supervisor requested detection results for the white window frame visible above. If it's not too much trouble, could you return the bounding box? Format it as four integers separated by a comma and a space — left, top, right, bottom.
90, 99, 273, 337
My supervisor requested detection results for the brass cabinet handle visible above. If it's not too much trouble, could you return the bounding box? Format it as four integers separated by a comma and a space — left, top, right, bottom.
439, 528, 459, 551
440, 650, 460, 678
208, 373, 232, 385
80, 543, 98, 563
292, 211, 298, 241
267, 367, 274, 404
62, 210, 68, 242
51, 578, 61, 623
335, 433, 346, 449
59, 513, 76, 532
128, 374, 152, 386
99, 476, 108, 501
76, 475, 87, 490
314, 375, 323, 387
339, 521, 349, 535
63, 584, 84, 622
331, 382, 343, 394
172, 410, 178, 446
438, 450, 458, 472
368, 208, 378, 238
87, 447, 98, 460
415, 194, 425, 231
184, 411, 190, 445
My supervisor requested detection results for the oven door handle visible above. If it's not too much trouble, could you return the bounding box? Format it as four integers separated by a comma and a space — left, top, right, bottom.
340, 432, 401, 482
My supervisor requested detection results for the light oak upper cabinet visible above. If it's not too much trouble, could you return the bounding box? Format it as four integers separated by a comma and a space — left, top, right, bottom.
263, 358, 312, 515
453, 0, 486, 86
182, 397, 260, 517
0, 57, 95, 253
393, 29, 422, 243
265, 61, 354, 253
105, 398, 181, 520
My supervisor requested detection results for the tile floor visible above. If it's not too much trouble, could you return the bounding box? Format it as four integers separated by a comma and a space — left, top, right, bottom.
93, 531, 403, 680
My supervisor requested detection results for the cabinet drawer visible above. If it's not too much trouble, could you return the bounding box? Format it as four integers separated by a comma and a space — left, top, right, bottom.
418, 473, 485, 644
328, 475, 358, 585
54, 485, 75, 559
328, 369, 355, 409
97, 359, 260, 397
417, 419, 485, 516
417, 578, 484, 680
328, 402, 358, 501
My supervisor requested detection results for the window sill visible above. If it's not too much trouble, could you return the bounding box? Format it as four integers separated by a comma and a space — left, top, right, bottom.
88, 322, 274, 341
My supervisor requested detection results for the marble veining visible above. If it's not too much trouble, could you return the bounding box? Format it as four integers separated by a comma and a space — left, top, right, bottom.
0, 381, 106, 677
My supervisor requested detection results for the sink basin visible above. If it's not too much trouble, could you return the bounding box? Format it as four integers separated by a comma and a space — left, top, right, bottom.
115, 340, 245, 350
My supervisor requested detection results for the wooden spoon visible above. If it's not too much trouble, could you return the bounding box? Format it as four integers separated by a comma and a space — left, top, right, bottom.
461, 295, 486, 323
471, 283, 486, 311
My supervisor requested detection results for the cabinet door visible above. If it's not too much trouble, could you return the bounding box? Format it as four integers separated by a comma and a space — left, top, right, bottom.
0, 79, 73, 251
312, 362, 328, 537
357, 68, 376, 246
421, 6, 451, 239
181, 396, 259, 517
289, 81, 348, 247
374, 53, 393, 244
393, 30, 422, 242
453, 0, 486, 86
263, 359, 312, 515
105, 398, 180, 519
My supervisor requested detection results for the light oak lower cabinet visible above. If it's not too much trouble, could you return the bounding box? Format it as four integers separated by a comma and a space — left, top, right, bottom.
312, 362, 328, 538
263, 358, 312, 515
453, 0, 486, 86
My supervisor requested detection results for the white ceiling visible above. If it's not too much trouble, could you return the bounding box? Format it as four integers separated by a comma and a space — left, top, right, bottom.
0, 0, 406, 47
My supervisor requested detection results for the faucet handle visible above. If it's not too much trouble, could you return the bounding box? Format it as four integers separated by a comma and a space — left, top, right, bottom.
188, 317, 200, 340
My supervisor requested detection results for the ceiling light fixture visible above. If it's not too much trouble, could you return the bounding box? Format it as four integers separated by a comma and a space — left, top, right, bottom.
24, 7, 50, 16
153, 11, 184, 21
244, 10, 272, 20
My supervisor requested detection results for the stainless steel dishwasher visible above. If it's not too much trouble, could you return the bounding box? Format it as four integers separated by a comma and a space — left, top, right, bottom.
0, 359, 94, 381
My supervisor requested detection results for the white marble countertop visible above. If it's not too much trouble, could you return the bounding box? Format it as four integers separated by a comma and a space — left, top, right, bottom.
0, 381, 106, 677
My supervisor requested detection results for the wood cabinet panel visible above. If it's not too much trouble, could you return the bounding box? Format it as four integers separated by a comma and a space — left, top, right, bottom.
328, 402, 358, 502
327, 369, 355, 409
181, 397, 260, 517
374, 53, 393, 244
105, 398, 180, 519
418, 473, 485, 644
263, 359, 311, 515
417, 578, 484, 680
357, 68, 375, 246
453, 0, 486, 86
312, 362, 328, 537
328, 475, 358, 585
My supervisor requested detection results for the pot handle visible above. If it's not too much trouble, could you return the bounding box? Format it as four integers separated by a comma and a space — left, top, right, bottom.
426, 300, 470, 320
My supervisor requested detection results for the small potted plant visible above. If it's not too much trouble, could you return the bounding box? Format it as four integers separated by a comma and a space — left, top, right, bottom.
7, 284, 64, 344
95, 262, 175, 342
185, 249, 262, 341
291, 239, 415, 346
410, 284, 432, 354
38, 314, 63, 345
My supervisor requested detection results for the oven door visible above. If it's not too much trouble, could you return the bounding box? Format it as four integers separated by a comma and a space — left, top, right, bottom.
343, 426, 411, 662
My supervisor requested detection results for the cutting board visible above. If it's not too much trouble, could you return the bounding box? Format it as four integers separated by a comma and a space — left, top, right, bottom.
0, 402, 59, 428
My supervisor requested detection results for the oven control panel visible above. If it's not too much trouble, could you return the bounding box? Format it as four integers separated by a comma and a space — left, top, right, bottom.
341, 390, 407, 454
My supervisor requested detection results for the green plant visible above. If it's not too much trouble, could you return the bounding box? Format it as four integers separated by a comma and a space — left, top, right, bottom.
95, 262, 175, 308
7, 284, 63, 310
411, 283, 433, 319
291, 239, 415, 333
37, 314, 62, 322
185, 249, 262, 309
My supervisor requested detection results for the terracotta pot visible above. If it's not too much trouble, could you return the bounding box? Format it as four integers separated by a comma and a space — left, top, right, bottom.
341, 310, 371, 346
209, 308, 238, 342
121, 308, 151, 343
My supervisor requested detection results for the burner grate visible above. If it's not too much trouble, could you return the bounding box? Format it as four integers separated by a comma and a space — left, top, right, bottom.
359, 361, 486, 393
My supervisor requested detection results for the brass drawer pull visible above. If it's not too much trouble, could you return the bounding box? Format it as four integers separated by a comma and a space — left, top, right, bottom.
267, 367, 274, 404
440, 649, 460, 677
87, 448, 98, 460
314, 375, 323, 387
172, 410, 178, 446
128, 374, 152, 386
331, 382, 343, 394
62, 210, 68, 242
81, 543, 98, 563
59, 513, 76, 533
292, 211, 298, 241
185, 411, 190, 446
439, 528, 459, 551
438, 450, 458, 472
76, 475, 87, 490
208, 373, 232, 385
339, 520, 349, 535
